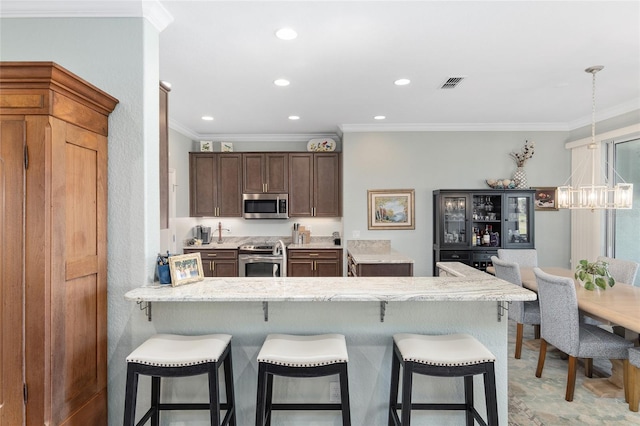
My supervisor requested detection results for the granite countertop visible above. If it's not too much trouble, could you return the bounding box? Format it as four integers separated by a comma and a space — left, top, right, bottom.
125, 262, 536, 303
347, 240, 414, 264
184, 236, 342, 251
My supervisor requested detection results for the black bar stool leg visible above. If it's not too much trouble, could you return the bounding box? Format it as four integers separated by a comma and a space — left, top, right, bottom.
339, 364, 351, 426
400, 362, 413, 426
464, 375, 474, 426
224, 350, 237, 426
255, 363, 267, 426
388, 347, 401, 426
208, 363, 221, 426
124, 367, 139, 426
484, 364, 499, 426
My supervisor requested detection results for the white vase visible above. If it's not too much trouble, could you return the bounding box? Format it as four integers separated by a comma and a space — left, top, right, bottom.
513, 167, 528, 189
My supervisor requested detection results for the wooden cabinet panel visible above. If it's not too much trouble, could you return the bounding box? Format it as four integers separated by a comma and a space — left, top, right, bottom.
159, 83, 170, 229
314, 153, 341, 217
217, 154, 243, 217
243, 153, 288, 193
289, 153, 314, 216
0, 118, 26, 425
287, 249, 342, 277
1, 62, 118, 426
190, 153, 242, 217
346, 252, 413, 277
289, 153, 341, 217
184, 248, 238, 277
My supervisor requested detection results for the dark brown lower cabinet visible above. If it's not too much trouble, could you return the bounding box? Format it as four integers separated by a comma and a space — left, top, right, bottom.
287, 249, 343, 277
184, 248, 238, 277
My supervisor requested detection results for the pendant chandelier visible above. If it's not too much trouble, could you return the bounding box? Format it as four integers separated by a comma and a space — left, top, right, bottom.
557, 66, 633, 210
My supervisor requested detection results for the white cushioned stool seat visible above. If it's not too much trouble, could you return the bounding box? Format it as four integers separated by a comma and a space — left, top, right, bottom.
127, 333, 232, 367
257, 333, 348, 367
255, 333, 351, 426
394, 333, 496, 366
124, 333, 236, 426
388, 333, 498, 426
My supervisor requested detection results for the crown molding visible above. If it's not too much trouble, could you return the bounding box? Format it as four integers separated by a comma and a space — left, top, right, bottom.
339, 122, 572, 133
0, 1, 173, 32
168, 119, 340, 143
566, 98, 640, 131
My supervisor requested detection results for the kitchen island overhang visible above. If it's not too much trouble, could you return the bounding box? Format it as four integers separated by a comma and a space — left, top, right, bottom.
123, 262, 536, 425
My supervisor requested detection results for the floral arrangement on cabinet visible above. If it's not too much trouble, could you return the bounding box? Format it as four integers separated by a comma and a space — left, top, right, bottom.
510, 140, 535, 167
510, 140, 535, 188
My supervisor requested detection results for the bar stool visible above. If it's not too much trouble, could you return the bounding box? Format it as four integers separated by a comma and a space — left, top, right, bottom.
629, 347, 640, 412
124, 333, 236, 426
255, 333, 351, 426
388, 333, 498, 426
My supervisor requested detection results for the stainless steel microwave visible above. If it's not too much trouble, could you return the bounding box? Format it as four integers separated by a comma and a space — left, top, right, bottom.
242, 193, 289, 219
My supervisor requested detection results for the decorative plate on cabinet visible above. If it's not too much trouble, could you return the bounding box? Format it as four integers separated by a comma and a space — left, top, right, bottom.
307, 138, 336, 152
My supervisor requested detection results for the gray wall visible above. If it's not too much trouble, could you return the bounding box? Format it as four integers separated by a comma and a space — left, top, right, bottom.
1, 16, 161, 424
342, 131, 572, 276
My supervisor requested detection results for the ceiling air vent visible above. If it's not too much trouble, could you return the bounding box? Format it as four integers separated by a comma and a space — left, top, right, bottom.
440, 76, 465, 89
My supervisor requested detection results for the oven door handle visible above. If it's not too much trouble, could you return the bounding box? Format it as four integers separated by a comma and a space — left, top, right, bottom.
238, 254, 284, 263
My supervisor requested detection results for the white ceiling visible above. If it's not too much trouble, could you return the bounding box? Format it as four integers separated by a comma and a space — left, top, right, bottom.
4, 1, 640, 140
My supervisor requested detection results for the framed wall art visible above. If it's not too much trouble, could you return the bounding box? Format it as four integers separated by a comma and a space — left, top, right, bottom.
367, 189, 415, 230
533, 187, 559, 211
168, 252, 204, 286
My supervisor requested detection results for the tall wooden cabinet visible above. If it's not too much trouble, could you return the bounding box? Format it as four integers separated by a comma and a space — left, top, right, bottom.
0, 62, 118, 425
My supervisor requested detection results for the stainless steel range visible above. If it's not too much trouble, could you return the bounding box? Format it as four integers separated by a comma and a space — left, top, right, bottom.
238, 240, 287, 277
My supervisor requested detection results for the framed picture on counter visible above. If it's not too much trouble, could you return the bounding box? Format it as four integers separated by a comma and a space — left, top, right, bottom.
169, 252, 204, 286
533, 187, 558, 211
367, 189, 415, 230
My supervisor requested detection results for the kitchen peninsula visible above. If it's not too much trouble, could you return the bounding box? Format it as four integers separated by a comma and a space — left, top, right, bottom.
125, 262, 534, 425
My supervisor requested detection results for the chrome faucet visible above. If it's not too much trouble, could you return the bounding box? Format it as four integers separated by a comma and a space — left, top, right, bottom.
273, 239, 287, 277
217, 221, 230, 244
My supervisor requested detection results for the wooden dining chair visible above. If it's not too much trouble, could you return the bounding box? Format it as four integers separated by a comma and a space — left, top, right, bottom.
497, 249, 538, 268
491, 256, 540, 359
597, 256, 639, 286
533, 268, 634, 401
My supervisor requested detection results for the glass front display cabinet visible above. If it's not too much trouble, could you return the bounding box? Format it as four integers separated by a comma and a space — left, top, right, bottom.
433, 189, 535, 273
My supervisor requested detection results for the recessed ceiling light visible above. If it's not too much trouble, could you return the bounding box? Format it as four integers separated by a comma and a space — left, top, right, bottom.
276, 28, 297, 40
201, 116, 214, 121
394, 78, 411, 86
288, 115, 300, 120
374, 115, 386, 120
274, 79, 290, 87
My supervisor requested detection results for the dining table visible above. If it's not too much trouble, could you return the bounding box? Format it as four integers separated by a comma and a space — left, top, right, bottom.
488, 265, 640, 398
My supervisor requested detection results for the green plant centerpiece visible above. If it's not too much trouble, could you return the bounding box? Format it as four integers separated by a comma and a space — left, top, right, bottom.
574, 259, 615, 290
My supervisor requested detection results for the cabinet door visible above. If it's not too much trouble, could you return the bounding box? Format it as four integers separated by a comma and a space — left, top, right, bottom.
217, 153, 242, 217
287, 259, 315, 277
315, 259, 342, 277
212, 260, 238, 277
50, 120, 108, 424
242, 153, 265, 193
503, 192, 535, 248
314, 153, 341, 217
289, 153, 314, 216
471, 193, 502, 248
265, 153, 288, 193
190, 153, 216, 216
438, 193, 470, 247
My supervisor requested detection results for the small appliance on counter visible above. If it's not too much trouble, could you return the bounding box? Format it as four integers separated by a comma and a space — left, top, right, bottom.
195, 225, 212, 244
333, 231, 341, 246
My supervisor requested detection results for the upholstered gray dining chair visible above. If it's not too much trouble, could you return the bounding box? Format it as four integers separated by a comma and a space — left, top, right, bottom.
597, 256, 639, 286
491, 256, 540, 359
497, 249, 538, 268
533, 268, 633, 401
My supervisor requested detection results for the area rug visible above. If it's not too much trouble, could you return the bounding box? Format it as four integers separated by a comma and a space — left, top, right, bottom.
507, 321, 640, 425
